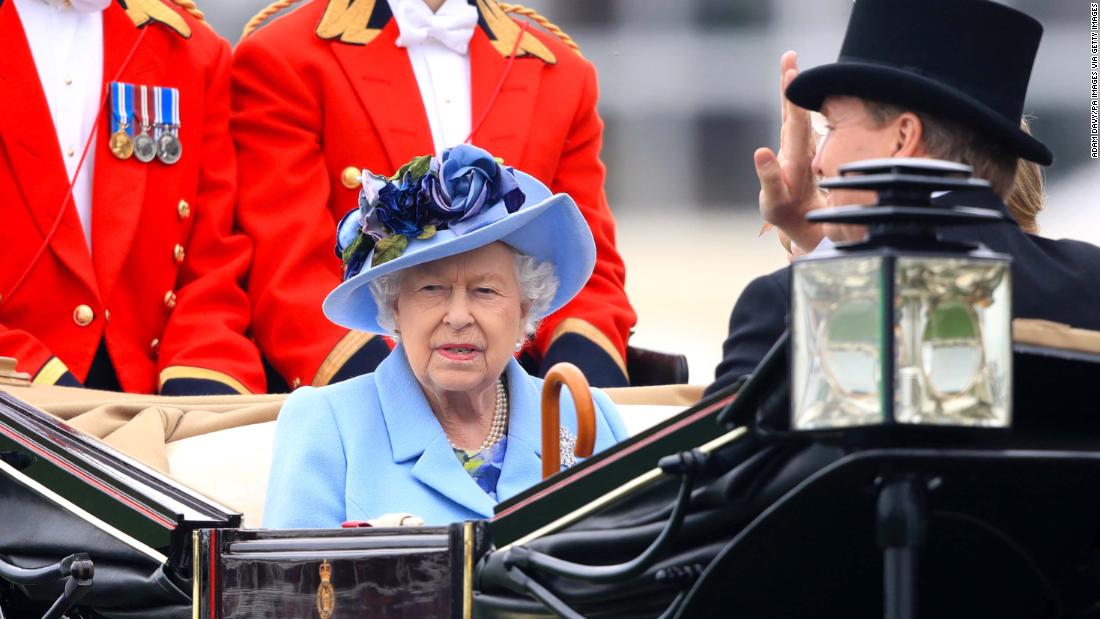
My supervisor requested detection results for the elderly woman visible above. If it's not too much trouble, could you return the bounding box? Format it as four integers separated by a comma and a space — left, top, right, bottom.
264, 145, 629, 528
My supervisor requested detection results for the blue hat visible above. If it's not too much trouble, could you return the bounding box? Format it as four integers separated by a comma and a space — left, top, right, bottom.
323, 145, 596, 334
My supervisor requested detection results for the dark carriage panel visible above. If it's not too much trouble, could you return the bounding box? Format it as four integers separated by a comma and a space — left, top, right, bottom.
678, 448, 1100, 618
0, 389, 240, 618
0, 391, 240, 554
198, 523, 490, 618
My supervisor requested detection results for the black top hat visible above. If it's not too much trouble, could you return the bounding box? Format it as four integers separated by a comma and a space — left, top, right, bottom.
786, 0, 1052, 165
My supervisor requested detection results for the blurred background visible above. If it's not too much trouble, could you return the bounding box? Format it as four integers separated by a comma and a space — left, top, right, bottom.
207, 0, 1098, 383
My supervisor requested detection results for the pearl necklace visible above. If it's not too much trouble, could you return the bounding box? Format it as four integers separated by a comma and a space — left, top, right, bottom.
450, 379, 508, 452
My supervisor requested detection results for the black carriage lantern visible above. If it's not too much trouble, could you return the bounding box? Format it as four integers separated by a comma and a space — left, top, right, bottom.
790, 158, 1013, 434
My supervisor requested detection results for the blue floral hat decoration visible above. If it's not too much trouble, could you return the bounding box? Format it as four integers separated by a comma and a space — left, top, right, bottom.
323, 144, 596, 334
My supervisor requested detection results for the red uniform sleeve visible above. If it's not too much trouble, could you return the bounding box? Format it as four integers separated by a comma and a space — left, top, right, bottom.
156, 37, 265, 395
0, 326, 60, 383
230, 33, 353, 389
533, 61, 636, 370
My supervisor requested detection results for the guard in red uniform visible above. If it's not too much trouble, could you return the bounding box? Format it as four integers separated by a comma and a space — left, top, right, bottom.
233, 0, 637, 388
0, 0, 265, 395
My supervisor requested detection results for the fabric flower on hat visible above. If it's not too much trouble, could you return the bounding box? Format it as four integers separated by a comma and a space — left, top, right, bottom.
335, 209, 373, 280
335, 145, 526, 278
359, 170, 388, 206
335, 171, 389, 279
427, 146, 524, 234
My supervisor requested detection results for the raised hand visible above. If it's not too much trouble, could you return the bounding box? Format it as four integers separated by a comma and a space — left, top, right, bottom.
754, 51, 827, 252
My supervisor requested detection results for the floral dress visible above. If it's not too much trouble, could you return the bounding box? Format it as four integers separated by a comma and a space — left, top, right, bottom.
453, 438, 508, 501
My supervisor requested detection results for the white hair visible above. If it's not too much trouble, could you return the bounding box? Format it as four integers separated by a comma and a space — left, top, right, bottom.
368, 249, 559, 338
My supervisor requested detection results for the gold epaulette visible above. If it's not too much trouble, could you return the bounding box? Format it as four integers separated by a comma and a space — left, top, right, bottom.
475, 0, 556, 64
122, 0, 213, 39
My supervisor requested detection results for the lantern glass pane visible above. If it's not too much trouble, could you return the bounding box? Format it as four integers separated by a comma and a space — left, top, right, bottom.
792, 256, 885, 430
894, 257, 1012, 427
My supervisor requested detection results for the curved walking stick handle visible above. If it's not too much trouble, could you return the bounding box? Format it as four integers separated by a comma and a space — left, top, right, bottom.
540, 363, 596, 480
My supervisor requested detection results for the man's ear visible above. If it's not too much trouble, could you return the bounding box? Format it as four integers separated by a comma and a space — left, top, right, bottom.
894, 112, 929, 157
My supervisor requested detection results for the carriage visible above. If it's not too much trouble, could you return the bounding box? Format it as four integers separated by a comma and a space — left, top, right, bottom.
1, 316, 1097, 618
3, 162, 1100, 618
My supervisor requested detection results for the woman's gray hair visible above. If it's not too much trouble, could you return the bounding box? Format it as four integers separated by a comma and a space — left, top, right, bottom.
368, 249, 559, 337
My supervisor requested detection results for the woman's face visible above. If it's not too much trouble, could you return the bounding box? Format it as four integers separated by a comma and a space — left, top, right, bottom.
394, 242, 527, 399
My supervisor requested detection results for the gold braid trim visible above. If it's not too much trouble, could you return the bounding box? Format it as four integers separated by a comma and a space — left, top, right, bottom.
549, 318, 628, 379
168, 0, 210, 26
476, 0, 554, 63
123, 0, 192, 38
158, 366, 253, 395
499, 2, 581, 56
315, 0, 380, 44
312, 330, 379, 386
241, 0, 305, 41
32, 357, 69, 386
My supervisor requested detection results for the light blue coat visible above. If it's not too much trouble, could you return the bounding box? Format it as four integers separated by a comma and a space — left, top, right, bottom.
263, 346, 630, 528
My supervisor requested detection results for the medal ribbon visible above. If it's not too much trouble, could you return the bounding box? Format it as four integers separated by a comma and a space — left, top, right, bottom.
170, 87, 180, 134
137, 84, 150, 132
109, 82, 134, 135
153, 86, 164, 139
155, 86, 180, 137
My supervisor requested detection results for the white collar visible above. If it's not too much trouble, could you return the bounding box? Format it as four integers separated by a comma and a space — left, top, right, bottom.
32, 0, 110, 14
387, 0, 479, 55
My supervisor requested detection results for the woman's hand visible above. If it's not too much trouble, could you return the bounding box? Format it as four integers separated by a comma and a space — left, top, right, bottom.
368, 512, 425, 527
755, 51, 827, 253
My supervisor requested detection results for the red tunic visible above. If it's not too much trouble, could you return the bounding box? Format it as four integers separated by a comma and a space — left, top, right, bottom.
232, 0, 636, 387
0, 1, 264, 394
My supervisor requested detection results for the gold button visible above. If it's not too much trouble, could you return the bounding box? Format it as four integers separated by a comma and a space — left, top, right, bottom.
340, 166, 361, 189
104, 309, 110, 322
73, 305, 94, 327
150, 338, 160, 353
177, 199, 191, 220
64, 75, 73, 86
66, 147, 75, 158
163, 291, 177, 310
292, 377, 302, 389
173, 244, 185, 263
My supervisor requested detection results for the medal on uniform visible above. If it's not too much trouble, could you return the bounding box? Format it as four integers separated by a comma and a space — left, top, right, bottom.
154, 86, 182, 165
108, 82, 134, 160
133, 85, 157, 163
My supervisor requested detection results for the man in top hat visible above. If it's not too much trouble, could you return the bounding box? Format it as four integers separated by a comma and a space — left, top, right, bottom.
0, 0, 265, 394
232, 0, 637, 390
710, 0, 1100, 393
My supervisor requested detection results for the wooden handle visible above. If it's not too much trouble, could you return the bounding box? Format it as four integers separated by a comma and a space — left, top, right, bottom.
540, 363, 596, 479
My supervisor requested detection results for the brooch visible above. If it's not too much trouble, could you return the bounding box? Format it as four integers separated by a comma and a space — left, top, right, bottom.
559, 426, 577, 469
